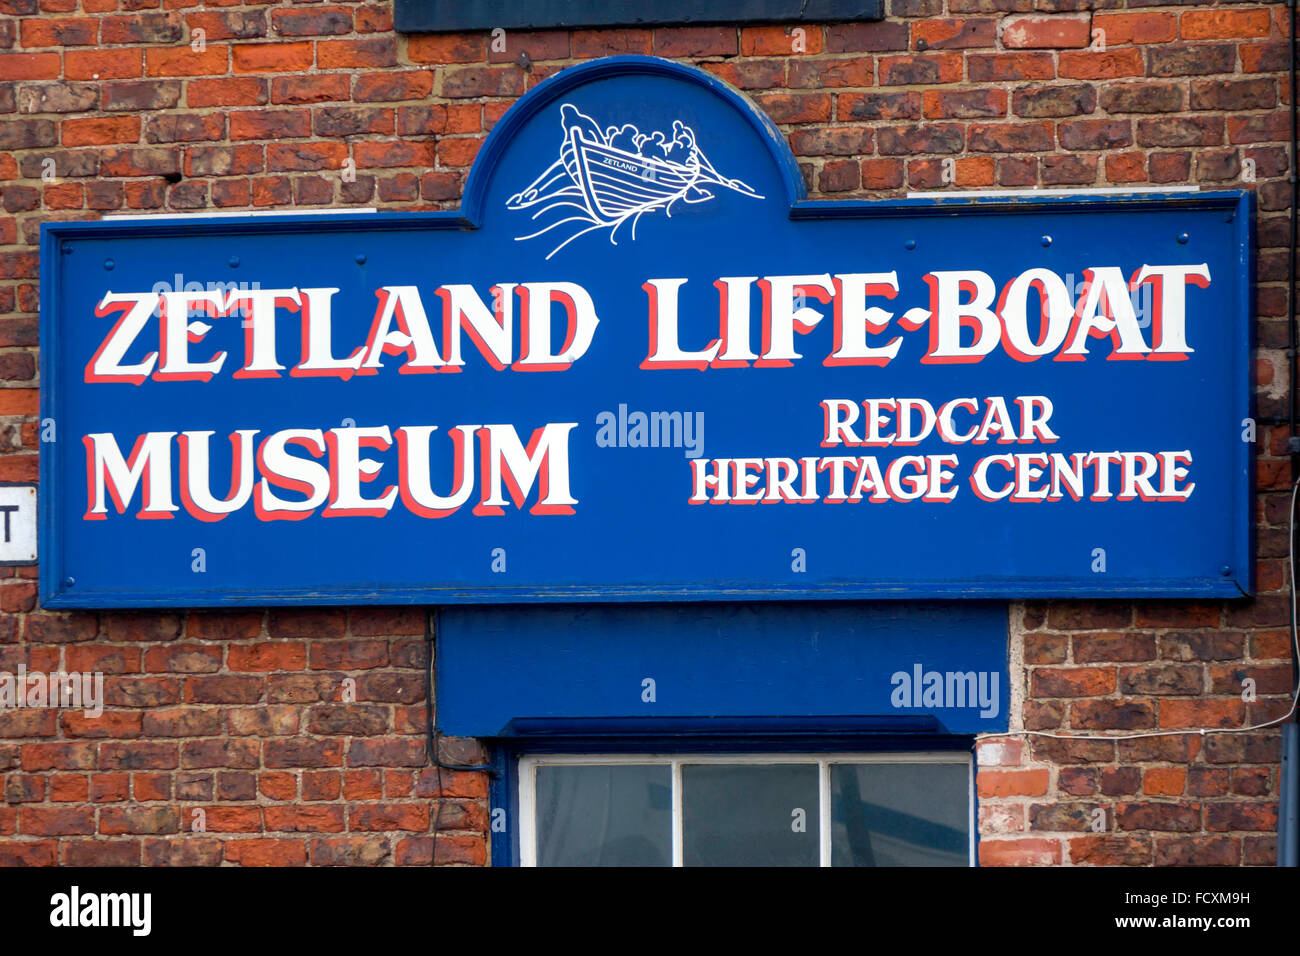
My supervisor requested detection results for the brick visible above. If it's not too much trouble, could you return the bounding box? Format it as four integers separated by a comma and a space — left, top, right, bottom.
1116, 801, 1201, 832
142, 707, 222, 737
1031, 666, 1114, 697
860, 158, 904, 190
913, 17, 996, 49
1059, 119, 1131, 150
1149, 151, 1191, 184
22, 741, 97, 772
1071, 699, 1155, 730
1227, 113, 1290, 145
21, 807, 95, 836
1240, 42, 1290, 74
876, 124, 964, 156
1092, 12, 1177, 46
652, 26, 737, 58
143, 837, 223, 867
1136, 116, 1225, 148
310, 836, 391, 866
267, 143, 351, 175
225, 838, 307, 867
230, 110, 311, 141
406, 33, 485, 64
184, 10, 265, 42
61, 116, 141, 147
354, 70, 434, 103
232, 41, 311, 73
0, 841, 57, 866
748, 93, 830, 127
826, 21, 909, 53
1119, 664, 1202, 695
101, 12, 183, 43
1154, 835, 1240, 866
269, 6, 351, 37
879, 53, 961, 85
1012, 84, 1095, 118
186, 77, 266, 108
265, 805, 345, 832
267, 74, 348, 105
1144, 767, 1186, 796
740, 25, 824, 57
264, 738, 342, 769
100, 806, 179, 835
395, 834, 486, 866
1158, 699, 1245, 729
968, 122, 1053, 153
0, 52, 62, 80
1159, 631, 1243, 662
268, 608, 347, 641
144, 45, 227, 77
1181, 9, 1271, 41
977, 768, 1049, 797
1058, 48, 1142, 80
978, 838, 1060, 866
786, 58, 867, 89
1101, 82, 1183, 114
486, 29, 569, 63
103, 80, 182, 112
837, 91, 921, 121
1069, 836, 1151, 866
924, 88, 1005, 119
144, 113, 224, 144
1205, 802, 1277, 832
1002, 14, 1090, 49
313, 106, 394, 138
438, 137, 481, 168
20, 16, 99, 46
349, 803, 429, 832
968, 52, 1054, 82
1146, 44, 1236, 78
15, 82, 97, 114
353, 141, 434, 169
317, 37, 397, 70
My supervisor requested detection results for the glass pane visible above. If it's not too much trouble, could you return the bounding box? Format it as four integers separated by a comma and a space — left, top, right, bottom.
830, 762, 970, 866
535, 764, 672, 866
681, 764, 819, 867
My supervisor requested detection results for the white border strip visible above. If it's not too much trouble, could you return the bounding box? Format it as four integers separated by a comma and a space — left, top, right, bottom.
100, 208, 378, 221
906, 185, 1201, 200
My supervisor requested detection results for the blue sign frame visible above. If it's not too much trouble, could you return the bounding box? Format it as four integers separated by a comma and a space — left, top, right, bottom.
40, 56, 1255, 608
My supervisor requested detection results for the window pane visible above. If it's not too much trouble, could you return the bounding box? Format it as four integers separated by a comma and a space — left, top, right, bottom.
681, 764, 819, 867
535, 764, 671, 866
830, 762, 969, 866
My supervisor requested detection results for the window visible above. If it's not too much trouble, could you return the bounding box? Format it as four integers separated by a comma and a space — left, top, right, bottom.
517, 752, 973, 867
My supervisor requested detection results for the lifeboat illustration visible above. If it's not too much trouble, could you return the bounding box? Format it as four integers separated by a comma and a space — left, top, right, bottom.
507, 104, 762, 259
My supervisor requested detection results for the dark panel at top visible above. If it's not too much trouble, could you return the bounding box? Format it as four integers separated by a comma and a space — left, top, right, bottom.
395, 0, 885, 33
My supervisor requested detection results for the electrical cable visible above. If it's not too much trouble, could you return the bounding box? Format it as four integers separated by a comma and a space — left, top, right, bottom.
1287, 0, 1299, 691
424, 607, 495, 868
978, 475, 1300, 744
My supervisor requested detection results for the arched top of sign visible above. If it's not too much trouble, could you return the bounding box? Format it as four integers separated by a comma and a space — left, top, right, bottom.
460, 55, 808, 233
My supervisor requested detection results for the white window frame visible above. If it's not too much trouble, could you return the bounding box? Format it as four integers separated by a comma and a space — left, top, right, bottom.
518, 751, 974, 867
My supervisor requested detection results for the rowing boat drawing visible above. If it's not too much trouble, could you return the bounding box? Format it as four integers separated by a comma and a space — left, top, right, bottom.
507, 104, 763, 260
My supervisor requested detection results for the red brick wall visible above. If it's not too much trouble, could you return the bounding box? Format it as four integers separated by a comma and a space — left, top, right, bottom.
0, 0, 1294, 865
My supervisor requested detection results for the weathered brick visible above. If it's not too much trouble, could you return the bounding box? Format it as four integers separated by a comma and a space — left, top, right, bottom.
1002, 14, 1090, 49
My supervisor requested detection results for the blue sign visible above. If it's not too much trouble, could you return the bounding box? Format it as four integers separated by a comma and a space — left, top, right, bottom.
438, 602, 1010, 737
40, 56, 1254, 608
